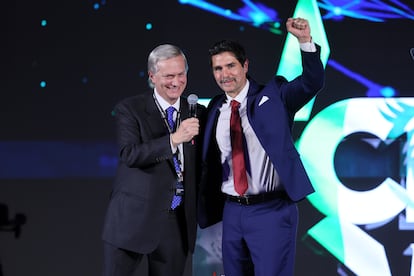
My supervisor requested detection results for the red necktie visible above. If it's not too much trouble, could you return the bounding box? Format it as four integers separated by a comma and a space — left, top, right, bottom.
230, 100, 248, 196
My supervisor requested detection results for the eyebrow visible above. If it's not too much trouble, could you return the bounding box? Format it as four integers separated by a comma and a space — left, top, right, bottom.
213, 62, 236, 71
162, 71, 186, 77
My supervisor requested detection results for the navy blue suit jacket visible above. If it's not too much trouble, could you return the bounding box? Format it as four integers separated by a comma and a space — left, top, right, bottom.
198, 46, 325, 228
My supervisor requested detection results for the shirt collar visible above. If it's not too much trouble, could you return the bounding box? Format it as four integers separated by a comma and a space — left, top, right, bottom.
225, 79, 249, 104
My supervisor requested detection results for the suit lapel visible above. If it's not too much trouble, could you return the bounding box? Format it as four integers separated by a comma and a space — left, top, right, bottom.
202, 95, 226, 160
144, 93, 169, 136
179, 97, 189, 120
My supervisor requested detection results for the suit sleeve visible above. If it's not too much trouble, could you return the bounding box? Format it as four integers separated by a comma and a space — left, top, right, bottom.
279, 44, 325, 114
114, 100, 173, 168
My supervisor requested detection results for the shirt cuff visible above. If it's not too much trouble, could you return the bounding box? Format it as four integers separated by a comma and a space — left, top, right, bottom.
300, 41, 316, 52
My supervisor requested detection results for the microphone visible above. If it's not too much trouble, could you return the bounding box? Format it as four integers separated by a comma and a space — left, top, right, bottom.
187, 94, 198, 118
187, 94, 199, 145
411, 48, 414, 61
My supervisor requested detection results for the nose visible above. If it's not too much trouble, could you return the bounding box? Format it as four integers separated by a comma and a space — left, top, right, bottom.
171, 75, 186, 86
221, 67, 231, 78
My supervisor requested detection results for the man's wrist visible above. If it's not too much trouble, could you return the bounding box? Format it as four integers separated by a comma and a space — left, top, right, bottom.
298, 36, 312, 43
170, 134, 179, 151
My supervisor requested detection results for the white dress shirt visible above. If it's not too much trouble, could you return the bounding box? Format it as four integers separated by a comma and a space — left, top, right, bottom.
216, 80, 281, 196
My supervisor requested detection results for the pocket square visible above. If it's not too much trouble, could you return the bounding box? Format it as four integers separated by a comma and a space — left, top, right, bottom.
258, 96, 269, 106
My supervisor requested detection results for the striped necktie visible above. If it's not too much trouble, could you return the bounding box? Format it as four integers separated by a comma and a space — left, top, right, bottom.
166, 106, 183, 209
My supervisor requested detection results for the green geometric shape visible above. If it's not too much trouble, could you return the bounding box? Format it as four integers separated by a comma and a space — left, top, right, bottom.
308, 217, 345, 263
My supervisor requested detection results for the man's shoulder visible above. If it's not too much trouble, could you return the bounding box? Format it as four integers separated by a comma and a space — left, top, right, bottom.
116, 93, 151, 107
111, 93, 152, 117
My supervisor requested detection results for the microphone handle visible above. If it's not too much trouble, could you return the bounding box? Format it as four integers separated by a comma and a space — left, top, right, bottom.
189, 104, 197, 118
188, 103, 197, 145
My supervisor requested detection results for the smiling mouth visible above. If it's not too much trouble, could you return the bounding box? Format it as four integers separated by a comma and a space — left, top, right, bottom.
169, 85, 180, 90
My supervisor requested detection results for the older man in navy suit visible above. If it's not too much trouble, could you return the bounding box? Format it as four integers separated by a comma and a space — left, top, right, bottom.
102, 44, 205, 276
198, 18, 325, 276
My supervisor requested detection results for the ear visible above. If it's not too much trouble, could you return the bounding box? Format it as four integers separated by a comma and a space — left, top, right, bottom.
243, 59, 249, 74
148, 71, 156, 84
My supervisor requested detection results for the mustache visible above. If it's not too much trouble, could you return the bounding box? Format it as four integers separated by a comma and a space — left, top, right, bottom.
219, 78, 235, 84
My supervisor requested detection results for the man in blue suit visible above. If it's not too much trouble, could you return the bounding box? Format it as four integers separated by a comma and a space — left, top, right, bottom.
198, 18, 325, 275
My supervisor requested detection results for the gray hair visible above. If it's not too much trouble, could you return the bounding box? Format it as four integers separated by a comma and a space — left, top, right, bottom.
147, 44, 189, 88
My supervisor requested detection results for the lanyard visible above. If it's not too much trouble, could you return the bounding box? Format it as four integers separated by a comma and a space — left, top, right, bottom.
152, 93, 184, 182
152, 93, 181, 133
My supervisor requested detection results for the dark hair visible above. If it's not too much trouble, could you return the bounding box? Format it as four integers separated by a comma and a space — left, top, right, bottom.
208, 40, 247, 66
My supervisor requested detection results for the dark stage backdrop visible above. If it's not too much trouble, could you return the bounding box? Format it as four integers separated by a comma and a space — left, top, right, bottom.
1, 0, 414, 275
